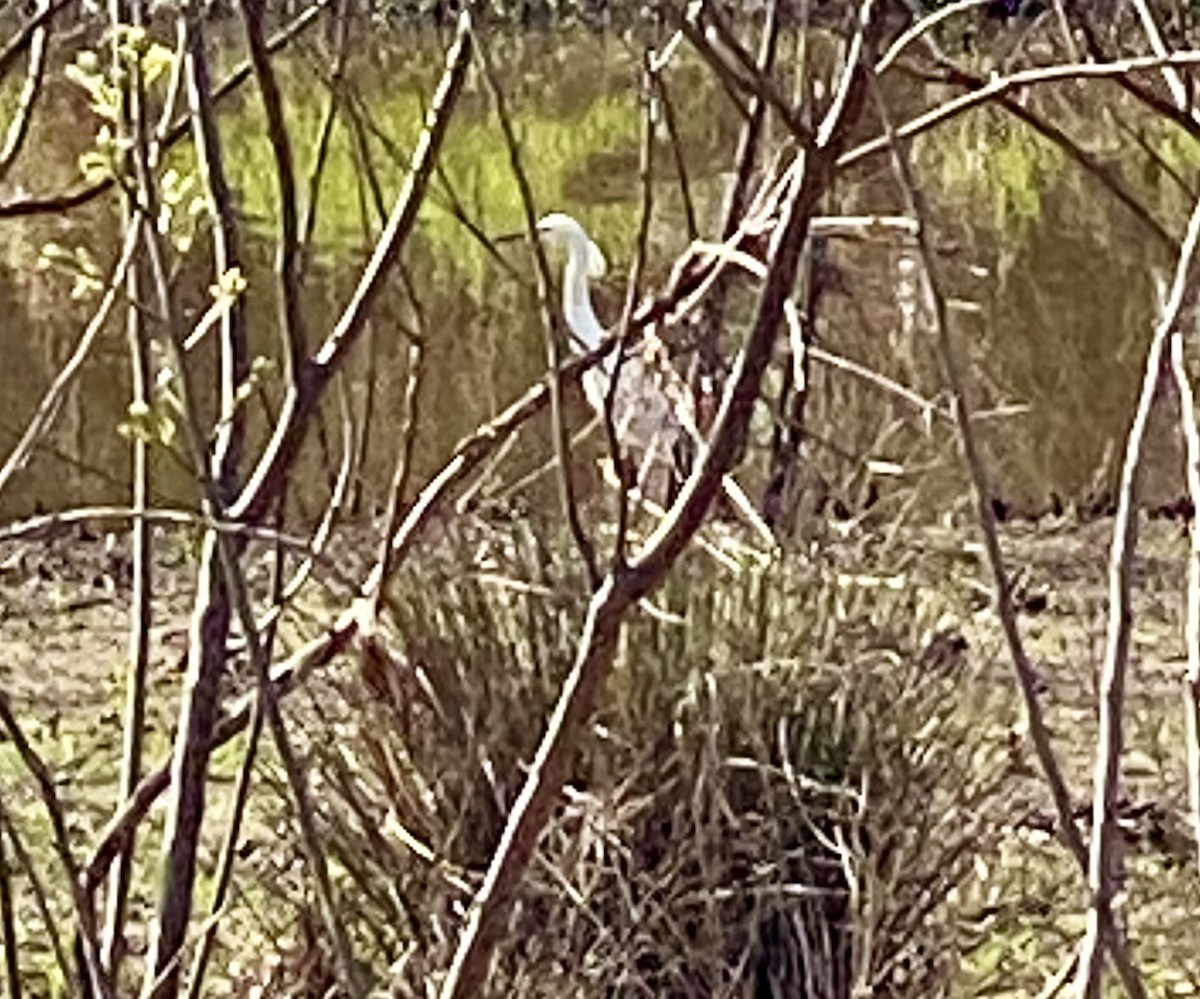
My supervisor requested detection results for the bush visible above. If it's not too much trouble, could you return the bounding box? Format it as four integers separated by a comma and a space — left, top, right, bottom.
245, 519, 1015, 997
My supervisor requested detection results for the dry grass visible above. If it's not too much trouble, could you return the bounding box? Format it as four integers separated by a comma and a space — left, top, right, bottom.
234, 513, 1031, 998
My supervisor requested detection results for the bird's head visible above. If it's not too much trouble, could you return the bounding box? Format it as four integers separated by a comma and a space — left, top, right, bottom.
536, 212, 607, 279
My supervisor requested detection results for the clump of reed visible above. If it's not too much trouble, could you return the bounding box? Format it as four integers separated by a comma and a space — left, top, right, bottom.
241, 515, 1017, 998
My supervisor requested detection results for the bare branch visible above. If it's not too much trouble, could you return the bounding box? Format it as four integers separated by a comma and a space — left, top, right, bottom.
102, 0, 152, 972
297, 0, 351, 279
237, 0, 304, 384
0, 694, 111, 997
0, 0, 50, 184
841, 50, 1200, 171
232, 13, 473, 525
0, 224, 139, 500
1075, 196, 1200, 999
473, 26, 598, 587
608, 51, 658, 559
364, 336, 425, 617
0, 801, 72, 989
0, 0, 329, 220
0, 812, 20, 999
0, 0, 68, 82
1168, 331, 1200, 876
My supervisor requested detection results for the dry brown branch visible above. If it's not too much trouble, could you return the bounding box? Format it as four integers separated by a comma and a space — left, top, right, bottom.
1074, 196, 1200, 999
231, 13, 473, 526
435, 12, 881, 994
473, 27, 598, 587
237, 0, 304, 385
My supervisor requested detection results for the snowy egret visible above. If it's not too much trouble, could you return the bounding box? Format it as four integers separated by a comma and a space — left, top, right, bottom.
535, 211, 684, 498
532, 212, 776, 552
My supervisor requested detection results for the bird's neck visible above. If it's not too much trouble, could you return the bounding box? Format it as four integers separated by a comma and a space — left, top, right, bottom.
563, 254, 605, 352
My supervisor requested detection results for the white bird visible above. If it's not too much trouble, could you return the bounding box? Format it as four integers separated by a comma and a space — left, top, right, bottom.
534, 211, 776, 553
535, 212, 684, 499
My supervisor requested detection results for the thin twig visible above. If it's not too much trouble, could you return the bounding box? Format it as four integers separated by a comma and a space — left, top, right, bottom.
0, 807, 20, 999
840, 49, 1200, 171
0, 694, 111, 998
0, 505, 309, 547
1130, 0, 1199, 124
0, 0, 49, 184
681, 2, 813, 146
1171, 331, 1200, 876
1038, 943, 1081, 999
297, 0, 350, 281
183, 735, 266, 999
609, 51, 658, 561
256, 374, 358, 633
1075, 198, 1200, 999
654, 70, 697, 241
875, 0, 989, 73
0, 0, 67, 82
906, 53, 1174, 249
364, 335, 425, 618
474, 26, 598, 587
0, 800, 71, 989
0, 224, 139, 499
231, 14, 473, 526
102, 0, 151, 973
0, 0, 330, 219
237, 0, 304, 385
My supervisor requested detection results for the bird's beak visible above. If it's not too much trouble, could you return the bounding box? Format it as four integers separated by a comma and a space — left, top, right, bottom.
496, 224, 554, 246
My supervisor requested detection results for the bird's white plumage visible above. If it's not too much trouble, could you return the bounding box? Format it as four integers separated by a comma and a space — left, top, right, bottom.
533, 212, 778, 553
535, 212, 683, 493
